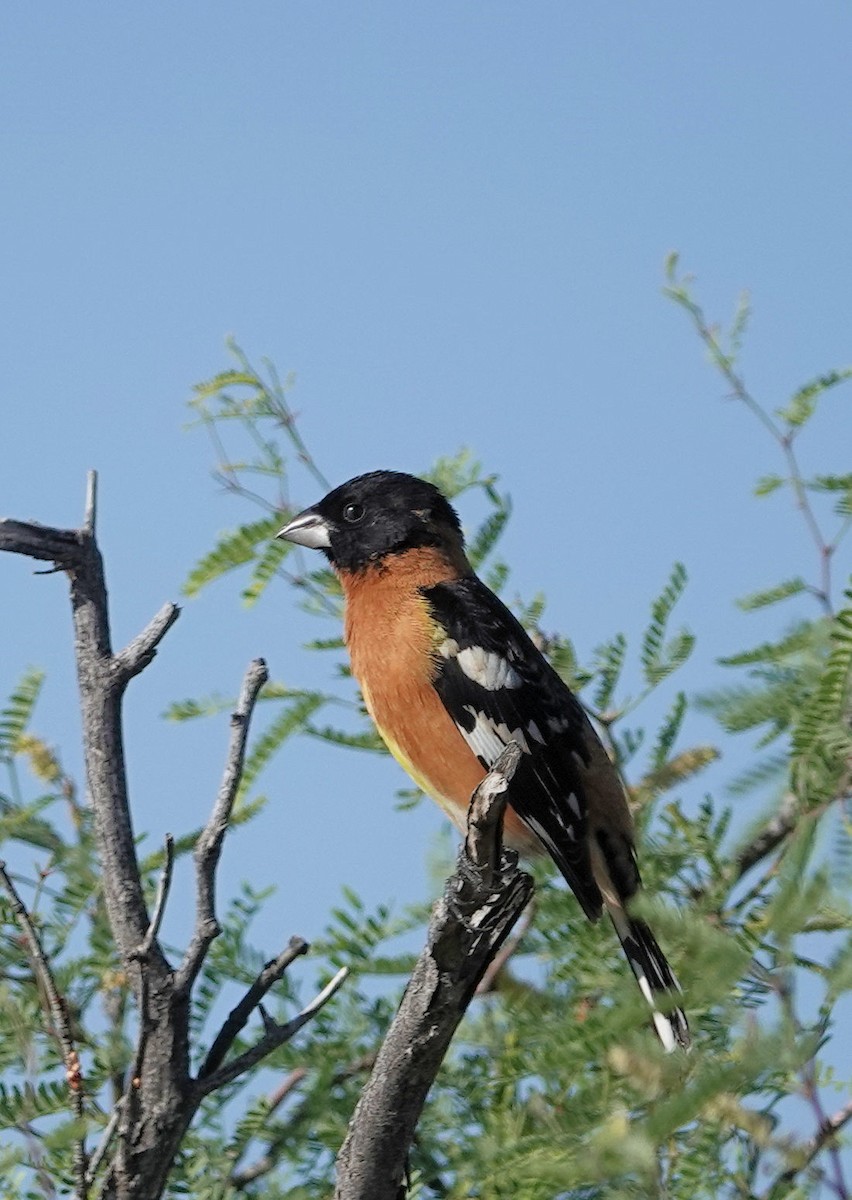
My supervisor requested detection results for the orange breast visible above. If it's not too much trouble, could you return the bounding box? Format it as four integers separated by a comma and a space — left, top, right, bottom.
340, 550, 538, 851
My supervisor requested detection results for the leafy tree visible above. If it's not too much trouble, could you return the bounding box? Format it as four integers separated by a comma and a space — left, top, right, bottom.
0, 263, 850, 1198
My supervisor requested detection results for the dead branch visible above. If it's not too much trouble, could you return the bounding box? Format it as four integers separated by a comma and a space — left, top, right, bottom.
176, 657, 270, 996
334, 742, 534, 1200
1, 478, 301, 1199
196, 965, 349, 1096
132, 836, 175, 964
198, 935, 309, 1079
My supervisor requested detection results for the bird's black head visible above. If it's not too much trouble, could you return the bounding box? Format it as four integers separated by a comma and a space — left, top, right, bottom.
277, 470, 465, 572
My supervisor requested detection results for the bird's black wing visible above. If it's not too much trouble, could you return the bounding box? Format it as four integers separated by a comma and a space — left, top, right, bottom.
422, 576, 603, 920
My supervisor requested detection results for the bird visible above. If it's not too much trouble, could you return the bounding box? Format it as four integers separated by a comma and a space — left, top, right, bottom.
277, 469, 689, 1050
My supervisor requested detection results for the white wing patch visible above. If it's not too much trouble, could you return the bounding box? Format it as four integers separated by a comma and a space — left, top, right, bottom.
527, 719, 546, 745
458, 705, 531, 758
455, 646, 523, 691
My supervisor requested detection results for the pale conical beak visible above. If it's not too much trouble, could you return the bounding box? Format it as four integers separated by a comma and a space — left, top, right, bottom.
276, 508, 332, 549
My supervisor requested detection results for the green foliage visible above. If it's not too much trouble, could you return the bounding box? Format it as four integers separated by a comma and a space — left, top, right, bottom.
736, 576, 807, 611
183, 514, 285, 599
1, 302, 851, 1198
640, 562, 695, 687
777, 367, 852, 428
0, 668, 44, 756
789, 586, 852, 807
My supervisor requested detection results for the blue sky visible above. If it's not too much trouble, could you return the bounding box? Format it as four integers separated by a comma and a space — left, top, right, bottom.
2, 0, 851, 1124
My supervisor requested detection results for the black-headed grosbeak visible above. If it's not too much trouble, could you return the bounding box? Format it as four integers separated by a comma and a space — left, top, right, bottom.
278, 470, 689, 1050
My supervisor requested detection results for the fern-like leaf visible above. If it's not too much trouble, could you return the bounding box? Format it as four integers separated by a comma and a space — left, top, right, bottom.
718, 621, 821, 667
183, 515, 282, 598
636, 745, 718, 800
640, 563, 694, 686
241, 536, 293, 607
736, 577, 807, 611
592, 634, 627, 712
776, 367, 852, 428
649, 691, 687, 770
0, 1080, 71, 1124
791, 586, 852, 803
754, 474, 785, 497
0, 669, 45, 755
304, 723, 385, 753
467, 501, 511, 570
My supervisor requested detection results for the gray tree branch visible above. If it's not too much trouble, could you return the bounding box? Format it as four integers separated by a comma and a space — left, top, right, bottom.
196, 965, 350, 1096
1, 478, 307, 1199
198, 935, 309, 1079
175, 656, 270, 996
334, 742, 534, 1200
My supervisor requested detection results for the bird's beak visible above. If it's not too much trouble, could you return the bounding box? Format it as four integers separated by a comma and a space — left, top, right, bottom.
276, 507, 332, 549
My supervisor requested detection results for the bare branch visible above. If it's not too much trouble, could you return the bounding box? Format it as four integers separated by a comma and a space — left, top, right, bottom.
0, 517, 82, 565
86, 1104, 122, 1189
198, 936, 309, 1079
68, 538, 168, 971
0, 862, 89, 1198
267, 1066, 309, 1112
1, 484, 188, 1197
84, 469, 98, 537
197, 966, 350, 1096
176, 657, 270, 994
334, 743, 534, 1200
131, 835, 175, 963
113, 604, 181, 685
666, 277, 838, 611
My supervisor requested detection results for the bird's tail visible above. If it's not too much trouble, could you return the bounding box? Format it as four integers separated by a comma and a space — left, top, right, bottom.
607, 906, 690, 1052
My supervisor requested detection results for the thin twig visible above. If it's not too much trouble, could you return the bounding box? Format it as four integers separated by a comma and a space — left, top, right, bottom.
131, 835, 174, 963
771, 971, 849, 1200
197, 966, 350, 1096
231, 1054, 378, 1190
176, 657, 270, 994
85, 1103, 123, 1187
229, 1067, 309, 1189
266, 1065, 309, 1112
0, 862, 89, 1198
766, 1097, 852, 1199
667, 280, 837, 613
198, 936, 309, 1079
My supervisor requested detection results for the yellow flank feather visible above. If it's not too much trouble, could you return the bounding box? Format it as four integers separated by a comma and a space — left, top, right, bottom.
361, 681, 469, 834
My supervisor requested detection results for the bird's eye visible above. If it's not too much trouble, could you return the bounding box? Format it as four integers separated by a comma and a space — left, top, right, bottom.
342, 502, 365, 523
